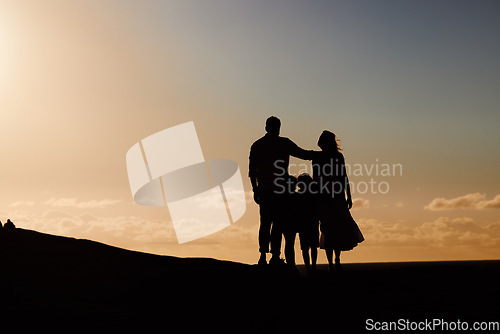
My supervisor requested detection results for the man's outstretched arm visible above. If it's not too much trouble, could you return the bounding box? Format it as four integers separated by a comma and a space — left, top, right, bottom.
287, 139, 321, 160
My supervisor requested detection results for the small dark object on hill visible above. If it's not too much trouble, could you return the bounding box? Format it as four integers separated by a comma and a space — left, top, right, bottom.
4, 219, 16, 232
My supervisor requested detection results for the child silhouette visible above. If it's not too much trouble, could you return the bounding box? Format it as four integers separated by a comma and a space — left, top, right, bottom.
296, 173, 319, 274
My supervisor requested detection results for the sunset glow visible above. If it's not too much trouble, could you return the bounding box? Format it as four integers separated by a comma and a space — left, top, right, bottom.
1, 0, 499, 264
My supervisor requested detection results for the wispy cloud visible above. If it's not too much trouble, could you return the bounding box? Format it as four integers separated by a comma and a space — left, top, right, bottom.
352, 198, 370, 209
45, 198, 121, 209
11, 210, 176, 248
7, 208, 500, 262
10, 201, 35, 207
424, 193, 500, 211
358, 217, 500, 248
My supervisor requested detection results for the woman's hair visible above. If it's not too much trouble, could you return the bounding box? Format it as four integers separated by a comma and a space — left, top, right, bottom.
317, 130, 342, 153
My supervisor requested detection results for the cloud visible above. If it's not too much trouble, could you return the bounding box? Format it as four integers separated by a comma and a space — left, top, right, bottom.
352, 198, 370, 209
11, 210, 176, 248
10, 201, 35, 207
415, 217, 496, 247
45, 197, 121, 209
424, 193, 500, 211
480, 194, 500, 209
357, 218, 415, 245
357, 217, 500, 249
7, 208, 255, 256
6, 207, 500, 262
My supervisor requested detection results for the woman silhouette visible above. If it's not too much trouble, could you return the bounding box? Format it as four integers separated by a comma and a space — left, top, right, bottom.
312, 131, 364, 271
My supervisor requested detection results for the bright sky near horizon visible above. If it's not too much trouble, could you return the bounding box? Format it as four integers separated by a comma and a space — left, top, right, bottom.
1, 0, 499, 264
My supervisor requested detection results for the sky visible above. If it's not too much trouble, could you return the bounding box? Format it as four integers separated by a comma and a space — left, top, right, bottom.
1, 0, 499, 264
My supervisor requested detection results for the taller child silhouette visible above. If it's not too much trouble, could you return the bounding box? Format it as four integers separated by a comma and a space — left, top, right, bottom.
249, 116, 314, 266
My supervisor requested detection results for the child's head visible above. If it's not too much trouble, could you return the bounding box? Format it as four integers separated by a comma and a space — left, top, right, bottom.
297, 173, 312, 192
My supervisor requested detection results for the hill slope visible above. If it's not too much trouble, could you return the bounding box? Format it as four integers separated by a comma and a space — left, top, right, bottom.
1, 228, 499, 331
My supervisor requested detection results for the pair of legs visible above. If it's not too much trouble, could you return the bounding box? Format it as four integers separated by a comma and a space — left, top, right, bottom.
259, 211, 296, 267
299, 226, 319, 272
282, 230, 296, 267
258, 194, 283, 264
325, 248, 342, 270
258, 217, 282, 264
258, 193, 298, 267
301, 247, 317, 272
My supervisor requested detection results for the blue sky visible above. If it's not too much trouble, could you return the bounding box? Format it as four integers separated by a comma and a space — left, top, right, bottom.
121, 0, 500, 201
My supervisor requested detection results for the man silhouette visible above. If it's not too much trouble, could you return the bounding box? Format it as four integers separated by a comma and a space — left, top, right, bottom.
249, 116, 314, 266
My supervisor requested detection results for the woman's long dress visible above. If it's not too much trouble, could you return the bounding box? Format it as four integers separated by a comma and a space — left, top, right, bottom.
313, 151, 364, 251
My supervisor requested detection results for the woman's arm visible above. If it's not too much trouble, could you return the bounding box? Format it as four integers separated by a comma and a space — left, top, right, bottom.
341, 154, 353, 209
345, 176, 353, 209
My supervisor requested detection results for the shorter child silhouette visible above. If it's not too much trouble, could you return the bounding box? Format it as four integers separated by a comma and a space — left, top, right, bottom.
296, 173, 319, 274
280, 175, 299, 269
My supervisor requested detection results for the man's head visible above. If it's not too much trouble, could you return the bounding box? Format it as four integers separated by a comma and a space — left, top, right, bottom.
265, 116, 281, 135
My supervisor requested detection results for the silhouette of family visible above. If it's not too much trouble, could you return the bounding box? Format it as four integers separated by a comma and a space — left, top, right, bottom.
249, 116, 364, 273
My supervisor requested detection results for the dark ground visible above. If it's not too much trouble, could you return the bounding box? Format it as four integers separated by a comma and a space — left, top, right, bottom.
1, 228, 498, 332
